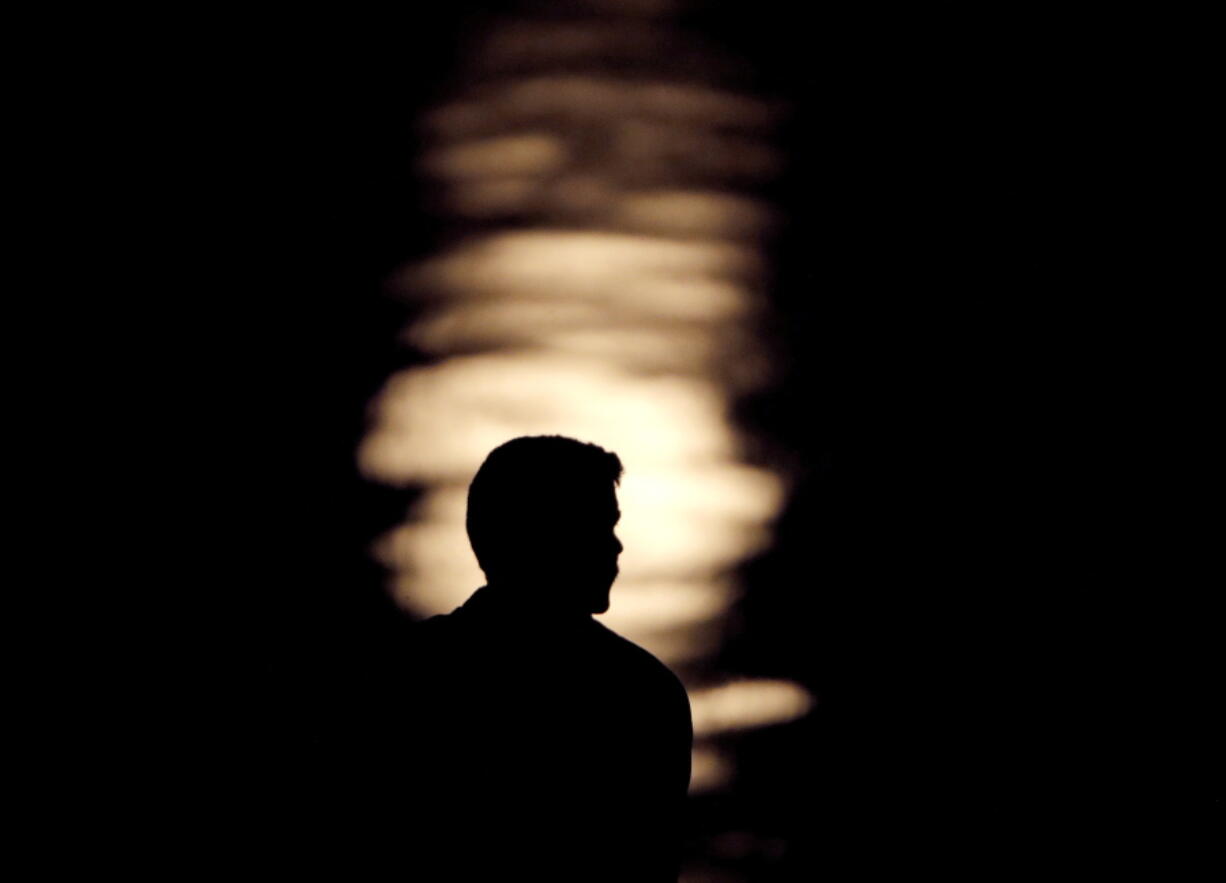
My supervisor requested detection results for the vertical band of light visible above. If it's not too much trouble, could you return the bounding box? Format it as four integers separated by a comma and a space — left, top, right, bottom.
358, 0, 812, 793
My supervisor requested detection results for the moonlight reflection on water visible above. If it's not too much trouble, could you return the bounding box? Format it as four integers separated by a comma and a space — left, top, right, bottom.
358, 0, 812, 798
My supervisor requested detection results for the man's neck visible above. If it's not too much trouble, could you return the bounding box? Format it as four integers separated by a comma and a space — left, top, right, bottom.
480, 580, 594, 624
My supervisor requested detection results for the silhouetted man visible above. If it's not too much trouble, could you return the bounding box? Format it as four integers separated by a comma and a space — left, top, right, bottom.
406, 436, 693, 882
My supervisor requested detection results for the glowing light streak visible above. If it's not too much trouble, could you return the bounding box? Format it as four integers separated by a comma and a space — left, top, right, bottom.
424, 77, 781, 139
421, 132, 569, 179
689, 680, 816, 737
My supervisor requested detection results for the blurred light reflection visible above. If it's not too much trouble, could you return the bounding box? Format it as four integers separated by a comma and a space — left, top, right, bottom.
690, 744, 733, 794
359, 0, 810, 815
690, 679, 815, 737
421, 132, 568, 179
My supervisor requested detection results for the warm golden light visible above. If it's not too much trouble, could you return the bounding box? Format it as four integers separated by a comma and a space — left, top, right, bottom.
421, 132, 569, 180
689, 679, 815, 737
362, 348, 783, 665
689, 744, 733, 794
359, 0, 811, 811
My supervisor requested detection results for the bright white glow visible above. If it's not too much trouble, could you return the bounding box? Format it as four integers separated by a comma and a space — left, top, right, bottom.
363, 170, 782, 670
596, 581, 736, 634
689, 679, 815, 737
360, 352, 741, 481
361, 349, 785, 652
407, 230, 762, 315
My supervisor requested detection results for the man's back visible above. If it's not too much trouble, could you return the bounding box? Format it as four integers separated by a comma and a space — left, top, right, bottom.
405, 584, 693, 881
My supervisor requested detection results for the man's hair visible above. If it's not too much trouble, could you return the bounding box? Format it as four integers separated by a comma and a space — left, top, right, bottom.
466, 435, 623, 576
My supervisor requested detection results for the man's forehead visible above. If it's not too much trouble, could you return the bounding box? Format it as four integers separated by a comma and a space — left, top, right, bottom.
583, 483, 620, 519
591, 484, 618, 509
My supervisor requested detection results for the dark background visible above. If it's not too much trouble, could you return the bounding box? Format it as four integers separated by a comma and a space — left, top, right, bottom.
52, 4, 1216, 878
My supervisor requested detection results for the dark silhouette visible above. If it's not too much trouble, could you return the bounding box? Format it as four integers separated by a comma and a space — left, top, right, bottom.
399, 436, 693, 881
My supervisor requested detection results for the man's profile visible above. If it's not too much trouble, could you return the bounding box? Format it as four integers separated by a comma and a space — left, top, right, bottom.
404, 435, 693, 881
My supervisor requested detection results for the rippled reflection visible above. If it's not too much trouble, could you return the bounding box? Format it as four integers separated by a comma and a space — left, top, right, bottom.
358, 0, 811, 807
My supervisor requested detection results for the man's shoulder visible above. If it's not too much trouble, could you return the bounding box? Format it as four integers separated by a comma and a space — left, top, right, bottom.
399, 611, 463, 666
408, 610, 470, 651
591, 621, 688, 702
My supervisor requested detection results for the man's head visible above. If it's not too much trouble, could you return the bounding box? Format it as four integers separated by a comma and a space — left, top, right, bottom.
466, 435, 624, 614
